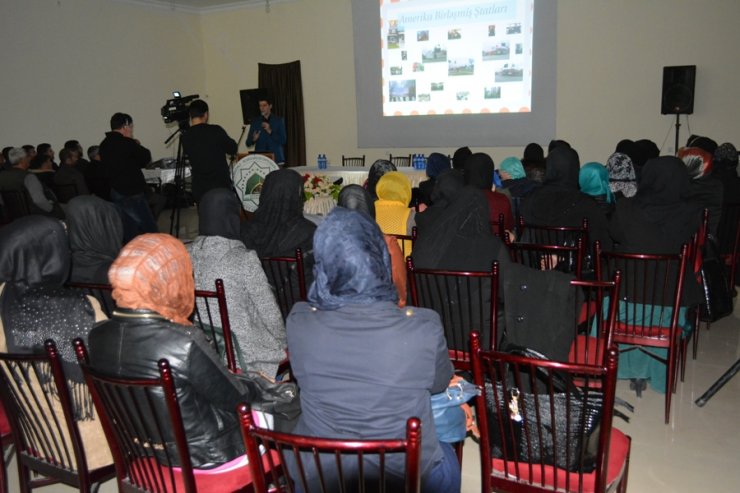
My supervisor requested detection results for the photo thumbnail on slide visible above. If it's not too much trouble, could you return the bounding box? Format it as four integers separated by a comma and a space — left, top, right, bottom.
381, 0, 534, 116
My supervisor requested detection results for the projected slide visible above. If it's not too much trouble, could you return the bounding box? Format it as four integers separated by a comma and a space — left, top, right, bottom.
381, 0, 534, 116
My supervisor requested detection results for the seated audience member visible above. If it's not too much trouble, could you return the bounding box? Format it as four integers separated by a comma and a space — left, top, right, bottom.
413, 179, 577, 362
0, 147, 64, 219
65, 139, 91, 171
36, 143, 58, 170
629, 139, 660, 177
189, 188, 286, 376
678, 147, 724, 237
22, 144, 36, 160
66, 195, 123, 284
286, 207, 460, 493
606, 152, 638, 200
415, 152, 450, 206
1, 147, 13, 167
547, 139, 571, 153
686, 134, 718, 155
0, 215, 112, 470
338, 185, 407, 307
609, 156, 703, 393
451, 146, 472, 173
521, 146, 613, 250
375, 171, 416, 239
713, 142, 740, 206
88, 233, 259, 469
85, 145, 110, 200
499, 156, 540, 199
579, 161, 615, 216
241, 168, 316, 283
465, 153, 514, 233
54, 148, 90, 198
365, 159, 396, 200
521, 142, 546, 183
28, 152, 57, 189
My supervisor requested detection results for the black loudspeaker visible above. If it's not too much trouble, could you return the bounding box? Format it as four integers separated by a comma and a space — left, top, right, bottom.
661, 65, 696, 115
239, 88, 271, 125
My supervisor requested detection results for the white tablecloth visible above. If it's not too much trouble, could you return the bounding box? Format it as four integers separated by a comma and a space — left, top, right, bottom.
291, 166, 427, 187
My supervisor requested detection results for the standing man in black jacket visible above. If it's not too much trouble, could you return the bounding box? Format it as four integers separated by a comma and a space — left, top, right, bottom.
99, 112, 158, 235
181, 99, 238, 203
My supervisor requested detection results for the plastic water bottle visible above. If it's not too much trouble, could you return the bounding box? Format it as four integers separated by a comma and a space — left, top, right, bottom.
318, 154, 327, 170
413, 154, 419, 169
420, 153, 427, 170
317, 154, 322, 168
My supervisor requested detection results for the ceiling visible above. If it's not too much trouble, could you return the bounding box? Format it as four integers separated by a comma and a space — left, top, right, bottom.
113, 0, 288, 14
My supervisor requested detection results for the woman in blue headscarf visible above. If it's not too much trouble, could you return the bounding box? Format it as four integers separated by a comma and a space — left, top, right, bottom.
579, 162, 614, 216
286, 207, 460, 493
415, 152, 451, 206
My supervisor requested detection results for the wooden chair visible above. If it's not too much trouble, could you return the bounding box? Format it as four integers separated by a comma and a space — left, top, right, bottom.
406, 258, 499, 370
75, 340, 254, 493
238, 403, 421, 493
389, 154, 412, 168
686, 209, 709, 368
490, 212, 505, 239
596, 243, 689, 423
53, 182, 80, 204
260, 248, 308, 322
0, 340, 115, 492
716, 202, 740, 292
65, 282, 116, 318
470, 332, 631, 493
507, 236, 587, 278
393, 226, 418, 260
518, 217, 589, 248
341, 155, 366, 167
0, 190, 33, 223
0, 403, 12, 493
193, 279, 238, 373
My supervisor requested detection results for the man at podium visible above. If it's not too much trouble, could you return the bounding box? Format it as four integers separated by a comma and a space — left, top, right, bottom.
246, 97, 286, 165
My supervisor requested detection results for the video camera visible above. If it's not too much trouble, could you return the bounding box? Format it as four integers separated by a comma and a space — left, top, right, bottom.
160, 91, 199, 124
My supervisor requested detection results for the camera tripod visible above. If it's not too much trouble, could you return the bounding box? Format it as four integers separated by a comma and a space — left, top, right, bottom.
164, 121, 189, 238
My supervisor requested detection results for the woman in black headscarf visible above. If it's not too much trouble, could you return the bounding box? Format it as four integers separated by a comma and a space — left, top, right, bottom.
365, 159, 397, 200
464, 152, 514, 233
66, 195, 124, 284
415, 152, 451, 206
0, 215, 112, 470
286, 207, 460, 493
189, 188, 286, 376
521, 146, 612, 250
241, 168, 316, 261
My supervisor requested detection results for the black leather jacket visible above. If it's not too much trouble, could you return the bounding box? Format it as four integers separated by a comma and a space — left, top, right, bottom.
88, 309, 253, 468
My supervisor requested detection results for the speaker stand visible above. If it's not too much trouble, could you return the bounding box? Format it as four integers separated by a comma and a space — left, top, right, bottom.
673, 113, 681, 155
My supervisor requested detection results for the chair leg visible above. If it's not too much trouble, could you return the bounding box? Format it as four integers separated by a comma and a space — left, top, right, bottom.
17, 461, 31, 493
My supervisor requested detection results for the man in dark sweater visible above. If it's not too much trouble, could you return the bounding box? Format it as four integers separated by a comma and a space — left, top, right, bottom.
181, 99, 238, 203
99, 112, 157, 235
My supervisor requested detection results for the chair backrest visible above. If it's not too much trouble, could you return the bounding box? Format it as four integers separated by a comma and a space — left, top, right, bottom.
53, 182, 79, 204
341, 155, 366, 167
260, 248, 308, 321
470, 332, 623, 493
75, 339, 199, 493
0, 189, 32, 222
394, 226, 418, 260
65, 281, 116, 317
596, 243, 688, 344
238, 403, 421, 493
717, 202, 740, 286
518, 216, 589, 249
389, 154, 412, 168
0, 340, 105, 489
490, 212, 505, 238
193, 279, 237, 373
406, 258, 499, 370
507, 236, 587, 278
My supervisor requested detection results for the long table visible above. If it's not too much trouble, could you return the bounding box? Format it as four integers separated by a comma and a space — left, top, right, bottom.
290, 166, 427, 187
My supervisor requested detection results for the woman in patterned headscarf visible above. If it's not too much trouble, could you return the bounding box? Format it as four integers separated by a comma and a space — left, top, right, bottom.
286, 208, 460, 492
678, 147, 724, 236
0, 215, 112, 470
606, 152, 638, 200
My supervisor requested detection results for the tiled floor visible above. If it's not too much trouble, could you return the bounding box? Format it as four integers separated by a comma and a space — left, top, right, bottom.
7, 215, 740, 491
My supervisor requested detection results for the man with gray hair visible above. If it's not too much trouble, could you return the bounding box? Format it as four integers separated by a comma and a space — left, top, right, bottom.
0, 147, 64, 218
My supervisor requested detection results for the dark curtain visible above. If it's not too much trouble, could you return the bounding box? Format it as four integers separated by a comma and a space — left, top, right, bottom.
258, 61, 306, 167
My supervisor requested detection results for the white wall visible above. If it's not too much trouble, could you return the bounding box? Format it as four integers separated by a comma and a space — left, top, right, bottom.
0, 0, 205, 158
2, 0, 739, 165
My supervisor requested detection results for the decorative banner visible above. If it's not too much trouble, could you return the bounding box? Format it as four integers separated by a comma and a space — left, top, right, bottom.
232, 154, 279, 212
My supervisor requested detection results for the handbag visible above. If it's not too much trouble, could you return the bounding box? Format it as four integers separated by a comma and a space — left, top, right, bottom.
431, 378, 479, 443
699, 235, 734, 322
484, 345, 603, 472
236, 371, 301, 432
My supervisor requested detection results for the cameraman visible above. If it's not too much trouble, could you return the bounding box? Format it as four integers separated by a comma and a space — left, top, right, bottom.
181, 99, 238, 203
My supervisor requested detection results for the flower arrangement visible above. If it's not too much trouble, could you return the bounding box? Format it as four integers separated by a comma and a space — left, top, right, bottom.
303, 174, 341, 201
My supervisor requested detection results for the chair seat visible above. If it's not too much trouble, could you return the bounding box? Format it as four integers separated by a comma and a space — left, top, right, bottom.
491, 428, 631, 493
